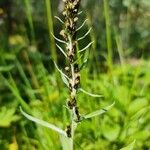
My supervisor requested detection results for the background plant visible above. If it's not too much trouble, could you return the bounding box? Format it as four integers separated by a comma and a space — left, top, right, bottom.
0, 0, 149, 149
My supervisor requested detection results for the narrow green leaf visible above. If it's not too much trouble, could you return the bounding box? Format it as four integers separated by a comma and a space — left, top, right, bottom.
76, 19, 88, 31
61, 73, 69, 87
80, 58, 88, 70
51, 32, 67, 44
79, 41, 94, 53
16, 60, 36, 100
120, 140, 136, 150
77, 28, 92, 41
79, 88, 103, 98
54, 16, 64, 24
53, 61, 69, 87
20, 107, 67, 137
45, 0, 57, 62
83, 102, 115, 119
73, 54, 84, 65
103, 0, 113, 69
56, 44, 67, 58
24, 0, 35, 41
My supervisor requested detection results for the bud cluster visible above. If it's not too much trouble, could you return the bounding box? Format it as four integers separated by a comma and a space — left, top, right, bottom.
60, 0, 81, 62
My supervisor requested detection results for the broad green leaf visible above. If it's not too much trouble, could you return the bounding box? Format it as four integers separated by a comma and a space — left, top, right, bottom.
131, 106, 149, 121
20, 107, 67, 137
0, 107, 20, 127
101, 122, 120, 141
114, 86, 129, 107
120, 140, 136, 150
130, 131, 150, 141
83, 102, 115, 119
128, 98, 148, 115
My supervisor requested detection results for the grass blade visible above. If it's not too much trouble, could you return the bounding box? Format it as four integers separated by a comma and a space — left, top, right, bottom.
24, 0, 35, 42
45, 0, 57, 62
103, 0, 113, 69
2, 74, 31, 113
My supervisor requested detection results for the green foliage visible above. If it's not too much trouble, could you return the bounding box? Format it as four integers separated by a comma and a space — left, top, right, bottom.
0, 0, 149, 149
120, 140, 136, 150
0, 107, 20, 127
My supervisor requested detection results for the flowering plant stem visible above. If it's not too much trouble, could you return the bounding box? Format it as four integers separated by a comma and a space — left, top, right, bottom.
60, 0, 82, 139
20, 0, 115, 149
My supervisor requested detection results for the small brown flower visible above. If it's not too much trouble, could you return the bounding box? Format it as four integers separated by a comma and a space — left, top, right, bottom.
66, 125, 71, 138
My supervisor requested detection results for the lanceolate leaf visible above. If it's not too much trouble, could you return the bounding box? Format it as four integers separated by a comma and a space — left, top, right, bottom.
20, 107, 67, 137
76, 19, 88, 31
51, 33, 67, 44
53, 61, 69, 87
78, 41, 94, 53
80, 58, 88, 70
78, 11, 83, 15
83, 102, 115, 119
79, 88, 103, 98
53, 61, 69, 79
56, 44, 67, 58
120, 140, 136, 150
77, 28, 92, 41
61, 73, 69, 87
73, 54, 84, 64
54, 16, 64, 24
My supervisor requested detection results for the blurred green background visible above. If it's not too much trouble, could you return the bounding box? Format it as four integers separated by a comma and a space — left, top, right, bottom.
0, 0, 149, 149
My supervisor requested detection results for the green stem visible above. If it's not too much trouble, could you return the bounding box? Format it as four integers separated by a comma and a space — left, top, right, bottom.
24, 0, 35, 43
45, 0, 57, 63
103, 0, 113, 70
